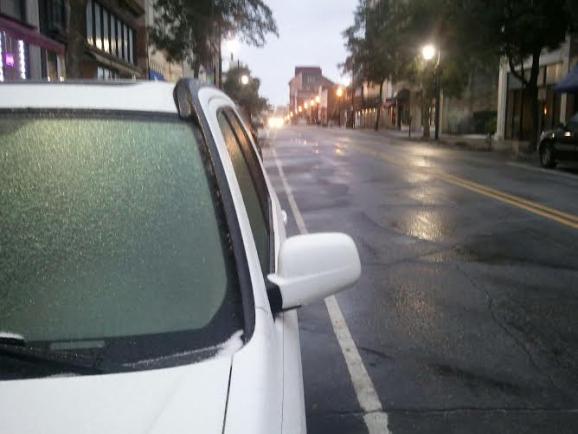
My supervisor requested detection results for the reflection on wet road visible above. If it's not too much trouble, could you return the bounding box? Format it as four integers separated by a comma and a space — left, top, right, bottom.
263, 126, 578, 434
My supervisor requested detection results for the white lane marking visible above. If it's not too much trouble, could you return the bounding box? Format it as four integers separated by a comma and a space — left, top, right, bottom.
272, 148, 391, 434
507, 162, 578, 181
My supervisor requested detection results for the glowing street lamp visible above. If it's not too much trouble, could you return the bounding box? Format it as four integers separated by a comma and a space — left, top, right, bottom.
336, 87, 344, 98
315, 95, 321, 104
298, 106, 303, 113
304, 102, 309, 109
421, 44, 436, 61
240, 74, 250, 85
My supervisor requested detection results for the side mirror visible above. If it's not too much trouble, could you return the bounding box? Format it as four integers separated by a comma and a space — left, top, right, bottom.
267, 233, 361, 312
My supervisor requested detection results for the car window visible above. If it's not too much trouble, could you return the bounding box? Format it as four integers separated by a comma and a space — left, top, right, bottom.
217, 111, 270, 274
224, 109, 269, 220
0, 112, 244, 377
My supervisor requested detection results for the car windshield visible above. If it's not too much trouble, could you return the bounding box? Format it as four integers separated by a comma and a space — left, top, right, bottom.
0, 112, 244, 377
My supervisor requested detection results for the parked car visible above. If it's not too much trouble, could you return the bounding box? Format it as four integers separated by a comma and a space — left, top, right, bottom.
0, 80, 361, 434
538, 112, 578, 168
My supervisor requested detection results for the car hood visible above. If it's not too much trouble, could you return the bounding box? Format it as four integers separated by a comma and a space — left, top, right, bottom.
0, 354, 232, 434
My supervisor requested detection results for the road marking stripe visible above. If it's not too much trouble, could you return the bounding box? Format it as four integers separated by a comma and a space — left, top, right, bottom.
346, 142, 578, 230
272, 148, 390, 434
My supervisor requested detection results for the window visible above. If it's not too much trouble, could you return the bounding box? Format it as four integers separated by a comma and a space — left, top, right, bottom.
102, 8, 109, 53
85, 1, 135, 64
111, 17, 117, 57
94, 2, 102, 50
0, 0, 24, 21
218, 111, 270, 274
225, 110, 269, 216
568, 113, 578, 131
86, 0, 94, 45
118, 21, 126, 59
0, 112, 244, 377
128, 27, 134, 64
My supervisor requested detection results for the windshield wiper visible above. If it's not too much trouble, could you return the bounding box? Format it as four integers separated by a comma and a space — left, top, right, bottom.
0, 336, 105, 375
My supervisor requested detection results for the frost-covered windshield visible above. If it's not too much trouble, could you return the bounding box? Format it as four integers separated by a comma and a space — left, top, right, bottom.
0, 112, 244, 376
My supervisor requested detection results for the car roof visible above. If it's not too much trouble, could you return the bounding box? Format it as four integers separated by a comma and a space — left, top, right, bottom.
0, 80, 180, 113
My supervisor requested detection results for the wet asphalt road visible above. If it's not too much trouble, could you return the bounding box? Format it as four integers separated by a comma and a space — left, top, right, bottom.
262, 126, 578, 434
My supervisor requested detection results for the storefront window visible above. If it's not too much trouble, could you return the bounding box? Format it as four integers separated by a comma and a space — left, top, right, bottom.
0, 30, 28, 81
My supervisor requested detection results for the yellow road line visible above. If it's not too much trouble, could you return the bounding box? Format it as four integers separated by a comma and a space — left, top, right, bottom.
346, 142, 578, 230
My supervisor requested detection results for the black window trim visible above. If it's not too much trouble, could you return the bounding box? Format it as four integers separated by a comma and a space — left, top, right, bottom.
0, 106, 256, 345
218, 107, 275, 276
173, 80, 257, 341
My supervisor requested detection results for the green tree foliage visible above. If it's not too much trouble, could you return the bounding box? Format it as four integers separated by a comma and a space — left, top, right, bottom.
343, 0, 485, 134
223, 65, 269, 119
150, 0, 278, 78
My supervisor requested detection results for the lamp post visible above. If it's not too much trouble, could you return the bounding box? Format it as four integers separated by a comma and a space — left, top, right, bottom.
421, 44, 441, 141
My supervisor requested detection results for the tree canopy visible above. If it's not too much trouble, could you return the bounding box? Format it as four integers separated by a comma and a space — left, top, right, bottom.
150, 0, 278, 77
343, 0, 576, 146
223, 65, 269, 119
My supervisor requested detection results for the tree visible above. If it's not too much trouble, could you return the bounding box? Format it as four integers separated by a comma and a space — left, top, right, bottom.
343, 0, 477, 134
223, 65, 269, 120
454, 0, 574, 150
150, 0, 278, 79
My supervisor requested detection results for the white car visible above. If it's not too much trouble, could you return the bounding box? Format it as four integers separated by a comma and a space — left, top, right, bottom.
0, 80, 361, 434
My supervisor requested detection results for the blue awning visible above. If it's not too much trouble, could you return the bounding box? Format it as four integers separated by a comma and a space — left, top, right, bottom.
148, 70, 165, 81
555, 64, 578, 93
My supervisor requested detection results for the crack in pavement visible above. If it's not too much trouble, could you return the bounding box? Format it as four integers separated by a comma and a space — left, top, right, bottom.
453, 262, 568, 399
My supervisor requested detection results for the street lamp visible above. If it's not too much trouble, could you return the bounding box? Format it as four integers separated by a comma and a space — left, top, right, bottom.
240, 74, 250, 85
421, 44, 436, 61
421, 43, 441, 141
315, 95, 321, 104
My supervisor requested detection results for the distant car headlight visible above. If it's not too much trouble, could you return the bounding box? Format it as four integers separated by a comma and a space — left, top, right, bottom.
267, 117, 284, 129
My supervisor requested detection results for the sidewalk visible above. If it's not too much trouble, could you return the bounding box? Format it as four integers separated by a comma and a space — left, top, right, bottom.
340, 126, 534, 162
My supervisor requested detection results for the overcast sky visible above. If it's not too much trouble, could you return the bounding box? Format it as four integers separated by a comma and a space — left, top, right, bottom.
224, 0, 358, 107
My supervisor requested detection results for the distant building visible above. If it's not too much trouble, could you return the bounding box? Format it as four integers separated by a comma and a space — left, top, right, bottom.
289, 66, 334, 113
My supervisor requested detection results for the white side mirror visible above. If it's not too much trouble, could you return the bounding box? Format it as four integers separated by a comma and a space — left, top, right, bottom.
267, 233, 361, 311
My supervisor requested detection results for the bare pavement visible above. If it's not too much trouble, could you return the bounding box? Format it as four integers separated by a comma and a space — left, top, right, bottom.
263, 126, 578, 434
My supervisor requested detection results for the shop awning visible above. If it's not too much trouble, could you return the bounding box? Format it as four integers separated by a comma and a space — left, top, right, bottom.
555, 64, 578, 93
0, 16, 64, 55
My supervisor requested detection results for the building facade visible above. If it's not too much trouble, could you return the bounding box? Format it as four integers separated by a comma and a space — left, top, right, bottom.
83, 0, 144, 79
0, 0, 65, 82
289, 66, 334, 114
496, 35, 578, 141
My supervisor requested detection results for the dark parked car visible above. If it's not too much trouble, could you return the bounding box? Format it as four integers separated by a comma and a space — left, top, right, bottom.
538, 112, 578, 168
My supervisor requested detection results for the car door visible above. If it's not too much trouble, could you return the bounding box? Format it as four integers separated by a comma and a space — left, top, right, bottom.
214, 106, 306, 434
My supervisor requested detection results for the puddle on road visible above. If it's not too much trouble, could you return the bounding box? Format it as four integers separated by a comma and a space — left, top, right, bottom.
391, 210, 452, 242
